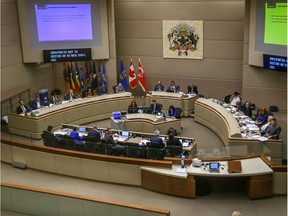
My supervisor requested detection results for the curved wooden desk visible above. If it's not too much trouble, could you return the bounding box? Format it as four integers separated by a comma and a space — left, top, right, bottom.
194, 98, 283, 164
8, 93, 132, 139
145, 91, 198, 117
122, 113, 181, 134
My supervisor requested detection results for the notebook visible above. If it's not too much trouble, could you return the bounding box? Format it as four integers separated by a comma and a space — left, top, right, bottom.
227, 160, 242, 173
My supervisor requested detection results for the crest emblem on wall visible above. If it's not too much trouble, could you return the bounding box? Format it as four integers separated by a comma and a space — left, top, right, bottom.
163, 20, 203, 59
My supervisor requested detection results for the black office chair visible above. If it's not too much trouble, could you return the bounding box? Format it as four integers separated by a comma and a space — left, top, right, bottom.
42, 135, 58, 147
175, 107, 182, 119
147, 147, 166, 160
165, 146, 184, 157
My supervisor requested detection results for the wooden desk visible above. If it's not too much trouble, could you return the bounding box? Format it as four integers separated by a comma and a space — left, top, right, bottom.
146, 91, 198, 117
122, 113, 181, 134
8, 93, 132, 139
141, 156, 273, 199
194, 98, 283, 164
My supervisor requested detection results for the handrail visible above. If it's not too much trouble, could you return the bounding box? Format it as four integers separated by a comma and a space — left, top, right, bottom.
1, 183, 170, 215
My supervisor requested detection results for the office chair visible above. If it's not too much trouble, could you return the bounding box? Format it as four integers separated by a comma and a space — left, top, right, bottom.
112, 85, 117, 93
175, 107, 182, 119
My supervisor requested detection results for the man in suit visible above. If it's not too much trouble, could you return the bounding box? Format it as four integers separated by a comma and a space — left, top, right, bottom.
70, 127, 85, 145
115, 82, 125, 93
16, 99, 29, 114
264, 118, 281, 139
87, 126, 101, 140
104, 128, 126, 154
154, 81, 164, 91
150, 100, 162, 114
149, 130, 165, 148
64, 89, 76, 101
41, 125, 54, 137
167, 81, 180, 92
31, 95, 44, 110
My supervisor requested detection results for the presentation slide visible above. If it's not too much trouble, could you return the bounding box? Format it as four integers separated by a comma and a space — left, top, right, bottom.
264, 2, 287, 45
35, 4, 93, 42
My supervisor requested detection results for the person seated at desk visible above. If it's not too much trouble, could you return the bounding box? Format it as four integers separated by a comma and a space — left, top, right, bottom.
31, 95, 47, 110
115, 82, 125, 93
240, 101, 252, 118
167, 105, 177, 118
98, 83, 108, 95
255, 107, 268, 127
187, 85, 198, 95
149, 130, 165, 148
260, 115, 274, 134
104, 128, 126, 152
50, 92, 61, 105
41, 125, 54, 138
150, 100, 162, 114
64, 89, 77, 101
70, 127, 84, 145
82, 87, 94, 98
129, 100, 138, 108
264, 118, 281, 139
87, 126, 101, 141
154, 80, 164, 91
16, 99, 30, 115
166, 133, 181, 146
230, 91, 241, 106
167, 81, 180, 93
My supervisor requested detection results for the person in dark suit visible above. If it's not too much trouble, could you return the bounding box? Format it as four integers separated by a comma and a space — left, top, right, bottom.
31, 95, 44, 110
16, 99, 29, 114
264, 118, 281, 139
104, 128, 126, 153
98, 83, 108, 95
154, 81, 164, 91
70, 127, 84, 145
149, 130, 165, 148
87, 126, 101, 140
167, 81, 180, 92
150, 100, 162, 114
166, 133, 181, 146
64, 89, 76, 101
41, 125, 54, 137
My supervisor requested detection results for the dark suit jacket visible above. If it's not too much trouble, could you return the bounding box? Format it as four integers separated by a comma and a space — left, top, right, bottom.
16, 105, 29, 114
149, 136, 165, 148
87, 129, 101, 140
64, 93, 76, 101
166, 138, 182, 146
104, 133, 116, 145
31, 100, 43, 110
150, 103, 162, 113
98, 86, 108, 95
154, 84, 164, 91
264, 125, 281, 139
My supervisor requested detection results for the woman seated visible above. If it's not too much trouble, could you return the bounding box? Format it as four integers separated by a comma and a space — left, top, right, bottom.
255, 107, 268, 127
167, 105, 177, 118
128, 100, 138, 108
82, 87, 94, 98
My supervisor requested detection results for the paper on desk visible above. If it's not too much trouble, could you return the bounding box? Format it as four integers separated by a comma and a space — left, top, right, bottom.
176, 168, 187, 173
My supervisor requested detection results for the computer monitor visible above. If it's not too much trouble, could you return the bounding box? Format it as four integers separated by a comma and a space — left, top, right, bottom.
167, 89, 175, 93
121, 130, 129, 137
128, 107, 139, 113
143, 106, 152, 114
79, 127, 86, 133
159, 136, 166, 142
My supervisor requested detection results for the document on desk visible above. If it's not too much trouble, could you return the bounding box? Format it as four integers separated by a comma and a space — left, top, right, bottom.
176, 168, 187, 173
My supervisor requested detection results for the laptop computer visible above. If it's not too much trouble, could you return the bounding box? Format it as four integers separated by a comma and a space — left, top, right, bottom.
79, 127, 86, 133
209, 162, 220, 173
121, 130, 129, 138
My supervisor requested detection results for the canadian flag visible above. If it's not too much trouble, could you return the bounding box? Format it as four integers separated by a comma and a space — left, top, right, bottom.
129, 59, 137, 89
138, 58, 147, 92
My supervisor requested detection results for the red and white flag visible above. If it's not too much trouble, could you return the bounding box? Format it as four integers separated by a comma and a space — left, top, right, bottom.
129, 59, 137, 89
138, 58, 147, 92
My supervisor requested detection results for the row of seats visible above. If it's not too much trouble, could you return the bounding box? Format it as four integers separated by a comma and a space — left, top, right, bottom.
42, 136, 184, 160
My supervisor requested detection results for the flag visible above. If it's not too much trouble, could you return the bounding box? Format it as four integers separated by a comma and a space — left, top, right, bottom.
62, 62, 70, 89
98, 63, 102, 87
138, 58, 147, 92
79, 64, 85, 91
68, 63, 75, 90
74, 62, 81, 93
91, 61, 98, 91
119, 59, 128, 91
129, 58, 137, 89
102, 62, 107, 87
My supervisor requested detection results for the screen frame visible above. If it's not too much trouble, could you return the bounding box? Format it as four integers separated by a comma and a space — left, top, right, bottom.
17, 0, 109, 63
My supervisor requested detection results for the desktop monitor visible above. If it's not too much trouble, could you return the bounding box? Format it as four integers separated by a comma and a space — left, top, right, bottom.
128, 107, 140, 113
143, 106, 152, 114
121, 130, 129, 137
167, 89, 175, 93
79, 127, 86, 133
